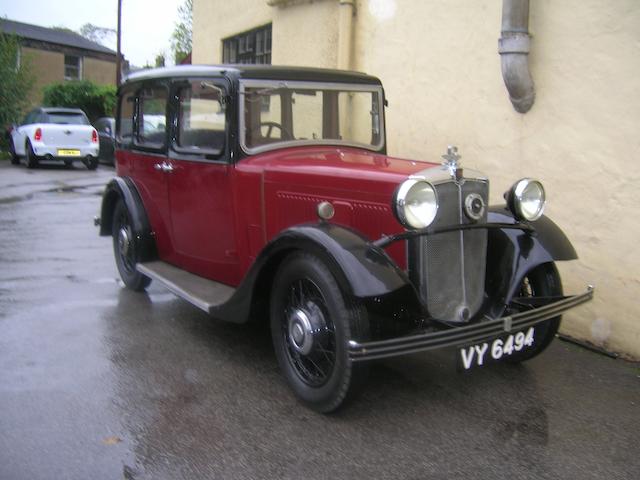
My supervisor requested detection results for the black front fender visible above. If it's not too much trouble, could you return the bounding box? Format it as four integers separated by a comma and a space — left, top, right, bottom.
264, 223, 411, 298
216, 223, 415, 325
486, 207, 577, 309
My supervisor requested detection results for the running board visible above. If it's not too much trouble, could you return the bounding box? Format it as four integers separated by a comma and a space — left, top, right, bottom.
136, 261, 235, 314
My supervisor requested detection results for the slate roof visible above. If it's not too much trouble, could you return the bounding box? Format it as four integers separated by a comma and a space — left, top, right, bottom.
0, 18, 116, 56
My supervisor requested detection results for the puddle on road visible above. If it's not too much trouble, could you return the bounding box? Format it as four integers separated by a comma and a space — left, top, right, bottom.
0, 193, 34, 205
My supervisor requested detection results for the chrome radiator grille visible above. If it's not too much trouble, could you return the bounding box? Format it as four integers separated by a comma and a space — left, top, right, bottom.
408, 180, 489, 323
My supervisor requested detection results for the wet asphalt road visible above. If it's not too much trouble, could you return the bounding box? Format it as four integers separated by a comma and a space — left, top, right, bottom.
0, 160, 638, 480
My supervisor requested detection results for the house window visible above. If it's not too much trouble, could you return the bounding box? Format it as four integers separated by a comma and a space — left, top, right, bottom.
64, 55, 82, 80
222, 24, 272, 64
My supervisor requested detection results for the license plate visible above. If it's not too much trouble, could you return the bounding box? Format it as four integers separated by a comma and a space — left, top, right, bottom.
458, 327, 535, 370
57, 149, 81, 157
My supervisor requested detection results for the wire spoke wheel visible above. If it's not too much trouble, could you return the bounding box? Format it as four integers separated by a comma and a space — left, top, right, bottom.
506, 263, 563, 363
282, 278, 336, 387
270, 252, 369, 412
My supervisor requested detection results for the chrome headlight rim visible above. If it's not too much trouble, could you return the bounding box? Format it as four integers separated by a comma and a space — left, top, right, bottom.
393, 178, 439, 230
509, 178, 546, 221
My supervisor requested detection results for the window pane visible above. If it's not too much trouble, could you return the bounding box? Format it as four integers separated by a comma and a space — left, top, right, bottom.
64, 55, 81, 80
243, 84, 383, 151
47, 112, 89, 125
244, 88, 282, 148
139, 87, 167, 145
118, 90, 135, 142
291, 91, 322, 140
178, 81, 226, 152
222, 24, 271, 65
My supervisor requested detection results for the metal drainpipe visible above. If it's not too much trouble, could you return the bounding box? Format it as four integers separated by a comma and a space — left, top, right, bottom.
338, 0, 356, 70
499, 0, 535, 113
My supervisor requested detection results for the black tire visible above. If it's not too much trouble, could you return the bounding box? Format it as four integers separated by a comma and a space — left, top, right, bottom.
26, 141, 38, 169
112, 200, 151, 291
85, 157, 98, 170
506, 263, 563, 363
9, 138, 19, 165
270, 252, 369, 413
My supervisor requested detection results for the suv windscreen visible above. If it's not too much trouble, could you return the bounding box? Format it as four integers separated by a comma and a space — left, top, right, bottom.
241, 81, 384, 153
46, 112, 89, 125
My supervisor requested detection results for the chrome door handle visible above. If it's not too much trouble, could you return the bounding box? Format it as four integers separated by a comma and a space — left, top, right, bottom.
154, 162, 174, 173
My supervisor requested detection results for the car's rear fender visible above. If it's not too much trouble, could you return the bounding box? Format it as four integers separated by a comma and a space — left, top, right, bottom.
99, 177, 157, 262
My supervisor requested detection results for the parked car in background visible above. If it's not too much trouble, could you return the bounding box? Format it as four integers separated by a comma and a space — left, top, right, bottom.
94, 117, 115, 165
98, 65, 594, 412
9, 107, 99, 170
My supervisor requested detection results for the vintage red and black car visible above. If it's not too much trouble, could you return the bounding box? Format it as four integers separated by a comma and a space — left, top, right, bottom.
97, 65, 593, 412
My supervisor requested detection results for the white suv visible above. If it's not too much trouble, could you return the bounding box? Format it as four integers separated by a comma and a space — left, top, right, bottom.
9, 107, 100, 169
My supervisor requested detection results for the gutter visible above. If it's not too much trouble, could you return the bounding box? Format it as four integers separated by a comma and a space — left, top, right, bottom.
499, 0, 535, 113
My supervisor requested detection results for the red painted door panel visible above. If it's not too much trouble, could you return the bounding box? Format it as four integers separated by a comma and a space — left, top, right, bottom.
120, 150, 174, 259
167, 159, 240, 286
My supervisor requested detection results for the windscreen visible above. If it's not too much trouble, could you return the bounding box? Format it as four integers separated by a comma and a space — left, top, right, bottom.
242, 81, 384, 153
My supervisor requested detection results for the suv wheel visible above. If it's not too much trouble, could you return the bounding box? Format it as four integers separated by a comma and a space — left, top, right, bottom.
26, 141, 38, 169
84, 156, 98, 170
270, 252, 369, 413
9, 138, 19, 165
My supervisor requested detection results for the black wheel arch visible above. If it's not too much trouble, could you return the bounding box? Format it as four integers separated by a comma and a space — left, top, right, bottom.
99, 177, 157, 262
486, 207, 577, 313
216, 223, 416, 328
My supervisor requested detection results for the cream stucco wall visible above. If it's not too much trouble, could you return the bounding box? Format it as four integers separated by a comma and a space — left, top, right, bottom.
193, 0, 339, 67
192, 0, 640, 358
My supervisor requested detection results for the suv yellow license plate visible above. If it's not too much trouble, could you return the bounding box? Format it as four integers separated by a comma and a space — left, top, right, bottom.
58, 149, 81, 156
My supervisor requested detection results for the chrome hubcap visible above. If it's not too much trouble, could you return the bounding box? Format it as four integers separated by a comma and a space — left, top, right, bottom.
118, 227, 131, 258
288, 308, 314, 355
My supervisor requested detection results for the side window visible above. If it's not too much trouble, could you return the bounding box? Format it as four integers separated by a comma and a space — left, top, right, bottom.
138, 86, 168, 147
244, 88, 283, 148
22, 111, 36, 125
176, 81, 226, 153
117, 89, 135, 144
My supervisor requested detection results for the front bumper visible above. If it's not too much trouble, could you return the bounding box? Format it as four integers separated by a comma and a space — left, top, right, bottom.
349, 285, 594, 362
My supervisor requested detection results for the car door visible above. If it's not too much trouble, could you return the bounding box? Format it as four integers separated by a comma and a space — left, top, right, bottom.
164, 78, 240, 286
117, 82, 174, 260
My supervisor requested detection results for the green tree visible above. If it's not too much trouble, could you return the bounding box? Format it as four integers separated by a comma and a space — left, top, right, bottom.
0, 33, 34, 148
42, 81, 116, 122
79, 23, 116, 47
170, 0, 192, 64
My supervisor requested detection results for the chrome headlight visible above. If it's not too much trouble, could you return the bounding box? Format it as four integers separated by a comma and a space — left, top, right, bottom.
507, 178, 546, 221
393, 179, 439, 229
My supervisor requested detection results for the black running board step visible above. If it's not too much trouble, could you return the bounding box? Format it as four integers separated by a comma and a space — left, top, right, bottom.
137, 261, 235, 314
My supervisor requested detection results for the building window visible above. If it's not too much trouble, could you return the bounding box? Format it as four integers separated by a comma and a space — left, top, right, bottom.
64, 55, 82, 81
222, 24, 272, 64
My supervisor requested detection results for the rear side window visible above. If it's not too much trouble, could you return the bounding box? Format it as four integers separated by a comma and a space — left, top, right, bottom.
117, 89, 135, 143
138, 86, 168, 147
176, 81, 226, 154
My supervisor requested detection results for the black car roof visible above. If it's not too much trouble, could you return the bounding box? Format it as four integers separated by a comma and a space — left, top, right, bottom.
123, 64, 383, 86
